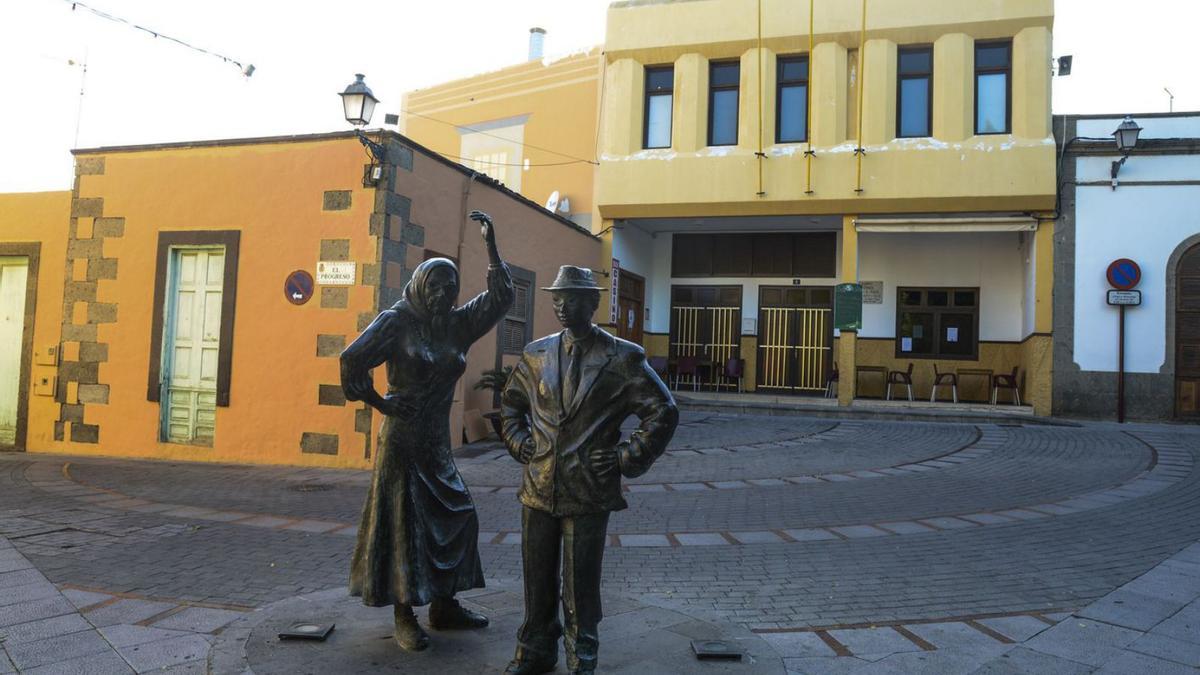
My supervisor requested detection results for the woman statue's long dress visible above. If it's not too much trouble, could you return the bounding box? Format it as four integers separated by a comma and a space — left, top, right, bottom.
340, 211, 513, 651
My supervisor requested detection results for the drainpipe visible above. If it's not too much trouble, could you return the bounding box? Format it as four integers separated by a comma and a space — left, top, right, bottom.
755, 0, 766, 197
854, 0, 867, 194
804, 0, 816, 194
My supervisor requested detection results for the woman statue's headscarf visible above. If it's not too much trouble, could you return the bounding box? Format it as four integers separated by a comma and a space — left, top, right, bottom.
402, 257, 459, 336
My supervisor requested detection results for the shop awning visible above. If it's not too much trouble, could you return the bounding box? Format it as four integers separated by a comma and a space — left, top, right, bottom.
853, 217, 1039, 233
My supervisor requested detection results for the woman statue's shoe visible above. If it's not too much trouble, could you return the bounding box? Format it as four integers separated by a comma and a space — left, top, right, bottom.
393, 604, 430, 651
429, 597, 490, 630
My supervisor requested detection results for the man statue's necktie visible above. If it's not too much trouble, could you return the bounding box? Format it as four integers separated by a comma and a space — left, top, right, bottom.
564, 341, 581, 409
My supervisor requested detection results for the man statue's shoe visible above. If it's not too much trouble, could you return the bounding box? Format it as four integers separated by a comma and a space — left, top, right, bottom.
503, 656, 557, 675
393, 610, 430, 651
428, 597, 489, 630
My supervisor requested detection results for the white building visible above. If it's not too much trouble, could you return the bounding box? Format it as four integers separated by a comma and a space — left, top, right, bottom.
1054, 112, 1200, 420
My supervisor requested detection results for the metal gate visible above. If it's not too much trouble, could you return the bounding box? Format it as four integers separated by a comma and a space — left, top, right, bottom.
669, 286, 741, 390
757, 287, 832, 393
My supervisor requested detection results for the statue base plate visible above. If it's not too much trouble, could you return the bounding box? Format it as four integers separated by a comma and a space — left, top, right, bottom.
210, 582, 784, 674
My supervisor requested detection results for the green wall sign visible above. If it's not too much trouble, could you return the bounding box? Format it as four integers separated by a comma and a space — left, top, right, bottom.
834, 283, 863, 331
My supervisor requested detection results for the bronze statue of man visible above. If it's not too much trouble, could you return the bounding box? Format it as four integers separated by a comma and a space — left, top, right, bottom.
500, 265, 678, 675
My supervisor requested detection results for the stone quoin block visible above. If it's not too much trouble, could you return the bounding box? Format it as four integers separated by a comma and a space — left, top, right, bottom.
70, 423, 100, 444
316, 335, 346, 358
320, 287, 349, 309
87, 258, 118, 281
87, 303, 118, 324
70, 198, 104, 218
300, 432, 339, 456
319, 239, 351, 261
75, 156, 105, 176
77, 384, 110, 405
67, 238, 102, 259
318, 385, 347, 407
93, 217, 125, 238
357, 313, 375, 331
322, 190, 352, 211
79, 342, 109, 363
355, 407, 372, 434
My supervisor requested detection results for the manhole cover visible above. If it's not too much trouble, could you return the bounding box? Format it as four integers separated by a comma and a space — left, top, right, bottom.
289, 483, 334, 493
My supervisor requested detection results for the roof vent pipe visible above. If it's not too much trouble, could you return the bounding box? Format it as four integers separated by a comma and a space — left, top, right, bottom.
528, 27, 546, 61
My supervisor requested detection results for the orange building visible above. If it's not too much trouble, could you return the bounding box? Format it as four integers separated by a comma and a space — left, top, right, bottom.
0, 131, 598, 467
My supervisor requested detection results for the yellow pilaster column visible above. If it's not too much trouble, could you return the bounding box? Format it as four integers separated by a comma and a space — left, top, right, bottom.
810, 42, 848, 147
838, 215, 858, 407
598, 219, 618, 331
1012, 26, 1052, 139
860, 39, 897, 146
674, 53, 708, 153
601, 59, 643, 157
933, 33, 973, 142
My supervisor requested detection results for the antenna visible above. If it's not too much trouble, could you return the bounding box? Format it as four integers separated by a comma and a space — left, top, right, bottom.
72, 50, 88, 148
1164, 88, 1175, 113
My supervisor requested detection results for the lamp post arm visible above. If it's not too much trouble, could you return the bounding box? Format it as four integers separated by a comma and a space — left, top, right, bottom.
355, 129, 387, 163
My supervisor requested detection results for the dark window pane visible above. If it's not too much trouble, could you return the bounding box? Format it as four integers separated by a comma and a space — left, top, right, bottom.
697, 287, 717, 305
711, 62, 740, 87
672, 234, 713, 276
792, 232, 836, 277
752, 234, 792, 276
711, 234, 752, 276
785, 289, 805, 305
646, 67, 674, 92
954, 290, 976, 307
672, 286, 693, 303
719, 287, 741, 306
938, 313, 975, 356
900, 290, 922, 306
898, 77, 930, 137
976, 72, 1008, 133
645, 94, 673, 148
927, 290, 949, 307
898, 311, 934, 355
778, 85, 808, 142
779, 58, 808, 82
976, 44, 1010, 69
898, 49, 931, 74
810, 288, 832, 306
761, 287, 782, 306
710, 89, 739, 145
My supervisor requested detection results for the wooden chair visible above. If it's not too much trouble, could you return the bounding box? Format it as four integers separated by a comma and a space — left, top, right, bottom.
992, 366, 1021, 405
648, 356, 670, 383
930, 363, 959, 403
824, 363, 840, 399
886, 363, 915, 401
720, 357, 745, 393
675, 355, 700, 391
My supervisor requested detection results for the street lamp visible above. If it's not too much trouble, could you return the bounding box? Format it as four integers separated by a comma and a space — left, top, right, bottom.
1110, 116, 1142, 190
339, 74, 387, 184
339, 73, 378, 127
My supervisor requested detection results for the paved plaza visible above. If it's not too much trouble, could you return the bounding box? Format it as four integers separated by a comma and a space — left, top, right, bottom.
2, 411, 1199, 673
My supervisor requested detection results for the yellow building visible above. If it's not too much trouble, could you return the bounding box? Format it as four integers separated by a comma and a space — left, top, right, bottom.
400, 40, 603, 231
596, 0, 1057, 414
0, 131, 598, 465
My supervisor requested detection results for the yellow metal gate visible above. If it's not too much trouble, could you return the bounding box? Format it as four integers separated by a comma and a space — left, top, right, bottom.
670, 306, 740, 390
757, 303, 832, 393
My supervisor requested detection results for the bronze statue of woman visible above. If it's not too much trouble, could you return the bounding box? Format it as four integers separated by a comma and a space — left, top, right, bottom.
340, 210, 512, 651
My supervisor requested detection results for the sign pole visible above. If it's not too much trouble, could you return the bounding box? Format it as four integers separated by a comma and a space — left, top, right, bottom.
1118, 304, 1125, 424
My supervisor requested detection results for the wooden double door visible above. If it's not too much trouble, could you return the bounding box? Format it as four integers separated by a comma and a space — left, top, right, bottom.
1178, 245, 1200, 419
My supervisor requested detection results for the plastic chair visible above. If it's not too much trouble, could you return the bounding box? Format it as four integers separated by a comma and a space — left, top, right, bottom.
992, 367, 1021, 405
721, 357, 745, 393
675, 355, 700, 391
930, 363, 959, 403
824, 363, 840, 399
886, 363, 915, 401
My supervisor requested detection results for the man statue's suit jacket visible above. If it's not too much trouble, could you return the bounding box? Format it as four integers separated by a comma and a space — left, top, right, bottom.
501, 328, 679, 516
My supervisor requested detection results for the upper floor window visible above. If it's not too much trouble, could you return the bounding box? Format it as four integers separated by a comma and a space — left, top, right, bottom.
708, 61, 740, 146
975, 41, 1011, 135
643, 66, 674, 149
776, 56, 809, 143
897, 46, 932, 138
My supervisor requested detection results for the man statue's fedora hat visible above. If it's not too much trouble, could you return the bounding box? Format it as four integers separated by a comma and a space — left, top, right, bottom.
541, 265, 606, 292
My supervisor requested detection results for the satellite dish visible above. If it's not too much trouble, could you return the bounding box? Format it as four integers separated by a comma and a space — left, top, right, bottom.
558, 196, 571, 213
545, 191, 560, 212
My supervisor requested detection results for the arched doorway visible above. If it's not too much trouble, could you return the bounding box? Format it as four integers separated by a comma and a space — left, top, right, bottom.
1177, 244, 1200, 419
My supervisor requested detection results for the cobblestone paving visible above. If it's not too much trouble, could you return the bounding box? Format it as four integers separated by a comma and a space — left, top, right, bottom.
1, 414, 1198, 673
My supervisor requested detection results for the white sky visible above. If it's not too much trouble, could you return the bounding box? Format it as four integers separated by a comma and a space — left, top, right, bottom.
0, 0, 1194, 193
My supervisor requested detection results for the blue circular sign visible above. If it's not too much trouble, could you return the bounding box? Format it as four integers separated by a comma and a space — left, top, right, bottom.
285, 270, 314, 305
1106, 259, 1141, 291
